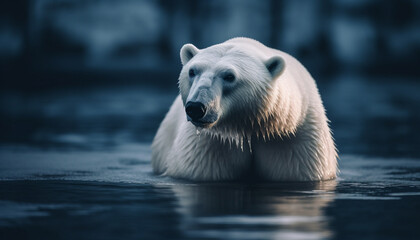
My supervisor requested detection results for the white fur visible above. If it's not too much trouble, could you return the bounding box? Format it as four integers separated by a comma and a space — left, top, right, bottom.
152, 37, 337, 181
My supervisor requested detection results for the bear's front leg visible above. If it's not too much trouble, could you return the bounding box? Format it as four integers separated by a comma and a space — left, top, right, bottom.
164, 122, 252, 181
253, 131, 336, 181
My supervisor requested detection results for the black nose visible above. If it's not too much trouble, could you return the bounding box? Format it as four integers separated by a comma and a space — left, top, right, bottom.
185, 102, 206, 121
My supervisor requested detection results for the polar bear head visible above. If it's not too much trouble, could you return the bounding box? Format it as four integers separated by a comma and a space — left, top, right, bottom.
178, 38, 286, 137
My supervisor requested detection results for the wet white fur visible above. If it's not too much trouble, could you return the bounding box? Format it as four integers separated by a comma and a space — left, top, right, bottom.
152, 38, 337, 181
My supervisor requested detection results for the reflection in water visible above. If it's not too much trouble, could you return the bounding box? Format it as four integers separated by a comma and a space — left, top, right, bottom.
168, 181, 337, 240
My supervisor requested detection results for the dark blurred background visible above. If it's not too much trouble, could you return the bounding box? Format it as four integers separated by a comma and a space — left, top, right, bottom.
0, 0, 419, 157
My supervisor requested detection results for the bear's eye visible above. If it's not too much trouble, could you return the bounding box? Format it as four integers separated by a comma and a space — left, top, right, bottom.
189, 69, 196, 78
223, 73, 235, 82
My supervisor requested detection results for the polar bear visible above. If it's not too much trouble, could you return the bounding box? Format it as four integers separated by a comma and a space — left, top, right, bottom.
151, 37, 337, 181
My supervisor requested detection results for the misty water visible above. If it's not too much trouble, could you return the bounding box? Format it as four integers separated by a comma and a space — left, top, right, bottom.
0, 75, 419, 240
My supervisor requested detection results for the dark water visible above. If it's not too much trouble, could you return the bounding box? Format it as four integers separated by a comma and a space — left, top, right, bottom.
1, 75, 420, 240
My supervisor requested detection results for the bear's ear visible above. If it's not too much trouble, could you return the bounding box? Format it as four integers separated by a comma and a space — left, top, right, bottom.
265, 56, 285, 79
180, 44, 199, 65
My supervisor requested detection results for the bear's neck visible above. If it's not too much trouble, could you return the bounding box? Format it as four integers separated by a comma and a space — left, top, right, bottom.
256, 78, 305, 138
